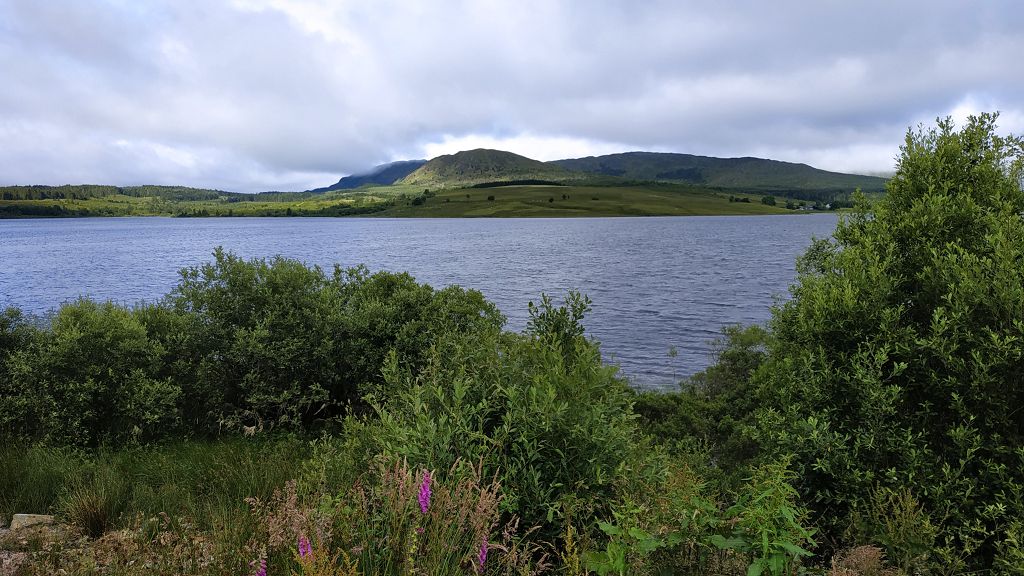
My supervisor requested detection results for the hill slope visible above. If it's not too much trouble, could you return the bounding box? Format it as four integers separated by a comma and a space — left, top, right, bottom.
377, 183, 789, 217
551, 152, 887, 192
399, 149, 575, 188
310, 160, 426, 192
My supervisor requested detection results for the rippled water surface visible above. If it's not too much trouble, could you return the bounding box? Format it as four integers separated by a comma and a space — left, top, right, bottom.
0, 215, 839, 389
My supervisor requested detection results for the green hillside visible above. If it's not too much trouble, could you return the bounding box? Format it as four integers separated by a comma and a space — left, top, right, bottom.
551, 151, 888, 194
376, 183, 793, 217
2, 148, 877, 218
399, 149, 576, 188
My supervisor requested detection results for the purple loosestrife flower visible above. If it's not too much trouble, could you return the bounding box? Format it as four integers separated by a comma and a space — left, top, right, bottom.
477, 539, 488, 574
418, 471, 432, 514
299, 534, 312, 559
251, 557, 267, 576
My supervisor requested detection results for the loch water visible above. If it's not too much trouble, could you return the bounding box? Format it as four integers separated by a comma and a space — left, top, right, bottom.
0, 214, 839, 389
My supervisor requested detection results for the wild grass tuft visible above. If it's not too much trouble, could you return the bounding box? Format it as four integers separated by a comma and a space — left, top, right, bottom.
59, 465, 131, 538
0, 443, 87, 521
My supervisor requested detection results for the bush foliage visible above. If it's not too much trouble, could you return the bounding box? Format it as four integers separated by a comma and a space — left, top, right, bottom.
0, 249, 502, 445
752, 113, 1024, 570
369, 292, 638, 541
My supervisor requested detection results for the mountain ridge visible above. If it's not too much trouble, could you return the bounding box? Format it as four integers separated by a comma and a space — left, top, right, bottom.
313, 149, 887, 193
309, 159, 426, 193
550, 151, 887, 192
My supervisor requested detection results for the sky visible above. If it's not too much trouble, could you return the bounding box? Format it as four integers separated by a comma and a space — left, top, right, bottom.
1, 1, 1022, 193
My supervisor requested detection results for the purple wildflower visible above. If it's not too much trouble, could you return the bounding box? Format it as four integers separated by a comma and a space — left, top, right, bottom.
418, 471, 432, 514
251, 557, 267, 576
477, 539, 488, 574
299, 534, 312, 559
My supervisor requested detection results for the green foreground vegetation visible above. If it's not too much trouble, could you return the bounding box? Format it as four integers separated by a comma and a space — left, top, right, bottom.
2, 114, 1023, 575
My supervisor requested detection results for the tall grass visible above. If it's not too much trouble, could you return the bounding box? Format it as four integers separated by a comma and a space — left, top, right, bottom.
0, 437, 307, 534
0, 443, 87, 524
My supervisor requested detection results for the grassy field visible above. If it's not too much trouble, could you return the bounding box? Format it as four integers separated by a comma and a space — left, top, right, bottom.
377, 183, 792, 217
0, 192, 390, 218
0, 183, 808, 218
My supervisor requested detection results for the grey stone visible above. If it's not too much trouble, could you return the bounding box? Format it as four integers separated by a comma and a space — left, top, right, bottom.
9, 514, 54, 530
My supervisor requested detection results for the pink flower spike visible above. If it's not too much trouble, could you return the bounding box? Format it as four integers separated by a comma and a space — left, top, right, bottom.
299, 534, 312, 559
477, 539, 488, 574
418, 471, 432, 514
252, 557, 267, 576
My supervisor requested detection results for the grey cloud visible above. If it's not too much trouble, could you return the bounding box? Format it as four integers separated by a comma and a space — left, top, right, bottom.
1, 0, 1022, 192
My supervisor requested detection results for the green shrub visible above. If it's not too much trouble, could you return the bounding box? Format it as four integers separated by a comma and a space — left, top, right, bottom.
711, 459, 816, 576
586, 457, 722, 575
0, 306, 39, 437
168, 249, 503, 434
753, 113, 1024, 568
633, 325, 768, 488
0, 250, 503, 444
847, 487, 936, 574
0, 306, 30, 356
334, 264, 503, 400
994, 520, 1024, 573
6, 299, 179, 445
369, 292, 638, 542
169, 248, 347, 432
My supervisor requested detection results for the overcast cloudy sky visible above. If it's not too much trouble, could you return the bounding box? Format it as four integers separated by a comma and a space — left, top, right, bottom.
1, 1, 1022, 192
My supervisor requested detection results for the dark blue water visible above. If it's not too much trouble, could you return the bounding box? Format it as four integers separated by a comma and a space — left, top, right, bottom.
0, 215, 838, 389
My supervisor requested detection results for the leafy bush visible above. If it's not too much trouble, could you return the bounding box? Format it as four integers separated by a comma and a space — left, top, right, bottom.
6, 299, 180, 445
994, 520, 1024, 573
633, 325, 768, 487
583, 457, 721, 575
0, 306, 38, 436
847, 487, 936, 573
168, 249, 502, 433
710, 460, 816, 576
169, 249, 348, 432
0, 249, 505, 445
753, 113, 1024, 568
369, 292, 638, 542
333, 264, 503, 401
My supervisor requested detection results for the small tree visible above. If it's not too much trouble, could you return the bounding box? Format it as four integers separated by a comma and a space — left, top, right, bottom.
754, 113, 1024, 569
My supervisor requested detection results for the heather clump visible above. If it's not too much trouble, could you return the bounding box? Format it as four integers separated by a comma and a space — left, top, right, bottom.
827, 546, 899, 576
248, 458, 545, 576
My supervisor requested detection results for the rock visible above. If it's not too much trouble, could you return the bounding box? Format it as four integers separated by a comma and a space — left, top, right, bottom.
9, 514, 54, 530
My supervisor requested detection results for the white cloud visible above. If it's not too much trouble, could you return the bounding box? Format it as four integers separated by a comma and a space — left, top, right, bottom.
419, 134, 644, 162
